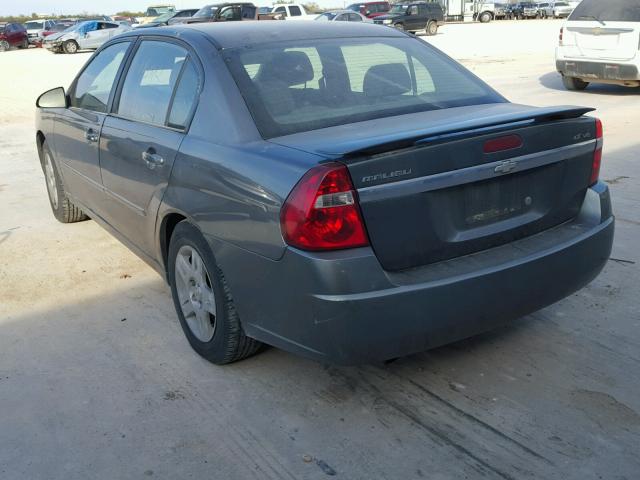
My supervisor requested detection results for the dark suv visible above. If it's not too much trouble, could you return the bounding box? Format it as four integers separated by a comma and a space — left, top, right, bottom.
346, 2, 390, 19
373, 1, 444, 35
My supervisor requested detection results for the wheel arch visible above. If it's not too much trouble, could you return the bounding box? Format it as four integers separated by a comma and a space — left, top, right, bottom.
159, 211, 188, 282
36, 131, 46, 162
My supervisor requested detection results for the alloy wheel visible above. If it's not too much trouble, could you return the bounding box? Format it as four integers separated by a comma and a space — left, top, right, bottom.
43, 151, 59, 209
174, 245, 217, 342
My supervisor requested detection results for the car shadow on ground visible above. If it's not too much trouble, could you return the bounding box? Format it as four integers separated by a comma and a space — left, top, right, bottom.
540, 71, 640, 95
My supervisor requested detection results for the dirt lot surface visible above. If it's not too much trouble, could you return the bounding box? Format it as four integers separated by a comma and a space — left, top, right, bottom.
1, 20, 639, 480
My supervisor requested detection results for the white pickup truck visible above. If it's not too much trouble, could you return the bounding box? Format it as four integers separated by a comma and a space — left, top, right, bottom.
270, 3, 314, 20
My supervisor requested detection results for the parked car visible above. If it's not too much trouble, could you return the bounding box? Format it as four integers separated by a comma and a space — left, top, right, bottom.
43, 20, 131, 54
346, 2, 391, 19
0, 22, 28, 51
136, 9, 199, 27
373, 1, 445, 35
494, 3, 510, 19
113, 16, 140, 25
512, 2, 538, 19
34, 22, 614, 365
24, 19, 58, 45
315, 10, 372, 22
556, 0, 640, 90
271, 3, 313, 20
550, 1, 573, 18
138, 5, 176, 23
183, 3, 281, 23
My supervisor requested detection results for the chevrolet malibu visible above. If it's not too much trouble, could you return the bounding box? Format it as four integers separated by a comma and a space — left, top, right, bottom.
35, 23, 614, 365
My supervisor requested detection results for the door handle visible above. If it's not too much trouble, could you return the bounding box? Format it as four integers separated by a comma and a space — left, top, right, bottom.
142, 150, 165, 170
85, 128, 99, 143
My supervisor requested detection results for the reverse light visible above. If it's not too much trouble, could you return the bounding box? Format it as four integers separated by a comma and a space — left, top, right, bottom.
280, 163, 369, 251
590, 118, 603, 186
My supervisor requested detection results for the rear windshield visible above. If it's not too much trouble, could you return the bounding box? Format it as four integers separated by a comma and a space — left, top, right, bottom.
569, 0, 640, 22
224, 37, 503, 138
25, 21, 45, 29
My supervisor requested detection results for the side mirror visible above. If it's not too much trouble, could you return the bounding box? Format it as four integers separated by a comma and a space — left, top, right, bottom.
36, 87, 69, 109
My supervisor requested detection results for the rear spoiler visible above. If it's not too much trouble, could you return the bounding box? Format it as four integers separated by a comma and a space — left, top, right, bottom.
342, 106, 595, 158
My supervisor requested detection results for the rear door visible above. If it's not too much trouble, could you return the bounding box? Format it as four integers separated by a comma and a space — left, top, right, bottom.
563, 0, 640, 61
52, 40, 132, 209
99, 39, 201, 255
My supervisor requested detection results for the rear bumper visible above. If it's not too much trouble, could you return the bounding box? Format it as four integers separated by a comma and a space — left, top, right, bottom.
556, 59, 640, 82
219, 183, 614, 365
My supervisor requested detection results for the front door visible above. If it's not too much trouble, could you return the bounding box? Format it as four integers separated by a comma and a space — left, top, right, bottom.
100, 40, 200, 255
81, 22, 111, 49
52, 40, 132, 208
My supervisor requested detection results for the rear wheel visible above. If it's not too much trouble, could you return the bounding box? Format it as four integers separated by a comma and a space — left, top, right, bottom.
562, 76, 589, 91
426, 20, 438, 36
0, 40, 9, 52
40, 141, 88, 223
168, 222, 262, 365
63, 40, 78, 54
479, 11, 492, 23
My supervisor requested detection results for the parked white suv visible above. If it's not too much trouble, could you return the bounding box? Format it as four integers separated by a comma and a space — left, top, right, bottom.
556, 0, 640, 90
271, 3, 313, 20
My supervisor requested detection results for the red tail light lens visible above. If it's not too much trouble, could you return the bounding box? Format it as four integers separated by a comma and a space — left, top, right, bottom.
590, 118, 603, 186
280, 163, 369, 251
483, 134, 523, 154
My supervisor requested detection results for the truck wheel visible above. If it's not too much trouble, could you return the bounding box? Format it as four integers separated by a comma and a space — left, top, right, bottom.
40, 140, 88, 223
395, 23, 405, 32
426, 20, 438, 36
168, 221, 262, 365
479, 11, 492, 23
63, 40, 78, 54
562, 76, 589, 91
0, 40, 9, 52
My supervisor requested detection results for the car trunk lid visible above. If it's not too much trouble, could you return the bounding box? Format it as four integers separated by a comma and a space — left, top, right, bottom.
271, 104, 598, 271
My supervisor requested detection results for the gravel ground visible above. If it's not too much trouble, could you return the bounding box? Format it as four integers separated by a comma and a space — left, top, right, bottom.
1, 20, 639, 480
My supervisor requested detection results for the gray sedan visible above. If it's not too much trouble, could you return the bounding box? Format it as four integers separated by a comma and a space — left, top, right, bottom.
315, 10, 372, 22
43, 20, 131, 54
35, 23, 613, 364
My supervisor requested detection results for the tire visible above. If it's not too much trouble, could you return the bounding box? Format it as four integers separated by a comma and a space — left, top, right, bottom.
168, 221, 262, 365
40, 140, 88, 223
426, 20, 438, 36
562, 76, 589, 91
0, 40, 9, 52
395, 23, 405, 32
479, 11, 492, 23
19, 38, 29, 49
63, 40, 78, 54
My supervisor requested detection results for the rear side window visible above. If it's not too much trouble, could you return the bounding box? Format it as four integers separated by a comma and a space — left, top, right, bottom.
569, 0, 640, 22
71, 41, 130, 113
290, 5, 302, 16
168, 59, 200, 129
117, 41, 189, 126
225, 38, 501, 138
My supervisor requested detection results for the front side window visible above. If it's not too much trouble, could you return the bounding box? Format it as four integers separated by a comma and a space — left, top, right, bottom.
117, 41, 189, 126
225, 38, 502, 138
70, 41, 130, 113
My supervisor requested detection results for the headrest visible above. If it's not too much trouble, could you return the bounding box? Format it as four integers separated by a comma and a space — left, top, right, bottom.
363, 63, 411, 97
259, 51, 314, 86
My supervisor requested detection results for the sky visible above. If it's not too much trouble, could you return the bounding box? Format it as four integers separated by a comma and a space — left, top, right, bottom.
1, 0, 349, 16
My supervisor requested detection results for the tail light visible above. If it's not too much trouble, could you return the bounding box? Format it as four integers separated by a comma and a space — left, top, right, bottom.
43, 31, 56, 37
559, 27, 563, 45
590, 118, 603, 186
280, 163, 369, 251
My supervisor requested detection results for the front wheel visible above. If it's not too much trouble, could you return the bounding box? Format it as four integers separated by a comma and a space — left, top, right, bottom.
479, 11, 492, 23
562, 76, 589, 91
19, 38, 29, 49
168, 222, 262, 365
40, 141, 88, 223
63, 40, 78, 54
0, 40, 9, 52
394, 23, 405, 32
426, 20, 438, 36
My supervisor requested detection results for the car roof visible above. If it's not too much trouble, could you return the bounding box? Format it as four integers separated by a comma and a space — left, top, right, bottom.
157, 21, 405, 48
